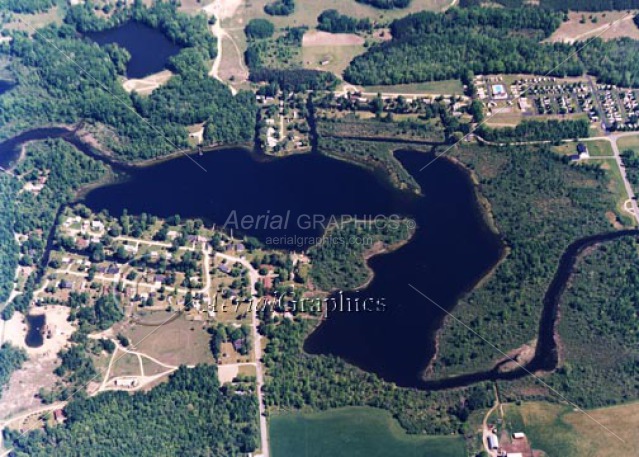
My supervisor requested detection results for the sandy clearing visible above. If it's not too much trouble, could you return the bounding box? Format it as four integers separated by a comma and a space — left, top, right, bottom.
217, 363, 243, 384
0, 358, 58, 420
1, 306, 74, 360
122, 70, 173, 95
547, 11, 639, 44
203, 0, 242, 21
302, 31, 365, 47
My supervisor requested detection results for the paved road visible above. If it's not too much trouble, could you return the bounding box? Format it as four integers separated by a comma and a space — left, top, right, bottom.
215, 251, 269, 457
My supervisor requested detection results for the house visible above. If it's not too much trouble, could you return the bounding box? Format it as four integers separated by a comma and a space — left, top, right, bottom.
76, 238, 89, 250
53, 409, 66, 424
487, 434, 499, 450
218, 264, 231, 275
59, 280, 73, 289
512, 432, 525, 439
114, 378, 139, 388
232, 339, 245, 352
154, 274, 166, 284
106, 264, 120, 275
577, 142, 590, 159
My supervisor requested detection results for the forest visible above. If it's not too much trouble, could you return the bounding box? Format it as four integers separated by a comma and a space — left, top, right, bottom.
0, 343, 26, 394
6, 365, 260, 457
345, 6, 639, 87
261, 317, 495, 435
0, 0, 54, 13
308, 219, 414, 291
433, 144, 621, 378
0, 1, 256, 160
539, 236, 639, 408
344, 8, 580, 85
477, 118, 590, 143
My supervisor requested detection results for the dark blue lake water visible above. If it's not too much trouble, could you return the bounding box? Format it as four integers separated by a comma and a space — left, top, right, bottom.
86, 22, 181, 79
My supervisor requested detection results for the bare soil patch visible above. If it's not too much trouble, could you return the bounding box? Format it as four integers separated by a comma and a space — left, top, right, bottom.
302, 31, 365, 47
0, 358, 58, 421
2, 306, 74, 360
547, 12, 639, 44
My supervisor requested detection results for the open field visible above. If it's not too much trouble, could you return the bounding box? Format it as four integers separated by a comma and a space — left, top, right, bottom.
222, 0, 451, 31
618, 133, 639, 153
552, 140, 614, 157
302, 44, 365, 78
116, 313, 215, 367
270, 407, 466, 457
504, 401, 639, 457
111, 353, 141, 378
547, 11, 639, 44
2, 6, 63, 34
362, 80, 464, 95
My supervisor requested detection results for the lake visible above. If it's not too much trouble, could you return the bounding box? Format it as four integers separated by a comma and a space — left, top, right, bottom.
82, 147, 505, 387
25, 314, 45, 348
86, 22, 181, 79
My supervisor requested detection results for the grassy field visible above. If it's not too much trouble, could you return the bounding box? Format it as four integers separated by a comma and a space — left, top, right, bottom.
617, 133, 639, 153
362, 80, 464, 95
117, 313, 216, 367
552, 140, 614, 157
503, 401, 639, 457
269, 407, 466, 457
302, 44, 365, 78
598, 158, 636, 226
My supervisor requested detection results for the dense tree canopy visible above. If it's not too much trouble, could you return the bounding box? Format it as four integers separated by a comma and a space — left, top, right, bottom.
344, 8, 580, 85
0, 0, 55, 13
0, 343, 26, 394
355, 0, 410, 9
7, 365, 260, 457
0, 2, 256, 160
317, 10, 373, 33
245, 18, 275, 39
264, 0, 295, 16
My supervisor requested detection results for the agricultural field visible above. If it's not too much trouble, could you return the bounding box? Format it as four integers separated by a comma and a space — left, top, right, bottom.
269, 407, 466, 457
503, 401, 639, 457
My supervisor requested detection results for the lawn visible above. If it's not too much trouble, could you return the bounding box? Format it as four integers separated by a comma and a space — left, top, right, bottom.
552, 140, 614, 157
617, 133, 639, 154
503, 401, 639, 457
269, 407, 466, 457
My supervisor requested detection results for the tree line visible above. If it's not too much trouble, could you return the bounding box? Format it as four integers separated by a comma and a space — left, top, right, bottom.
317, 10, 373, 34
477, 118, 590, 143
